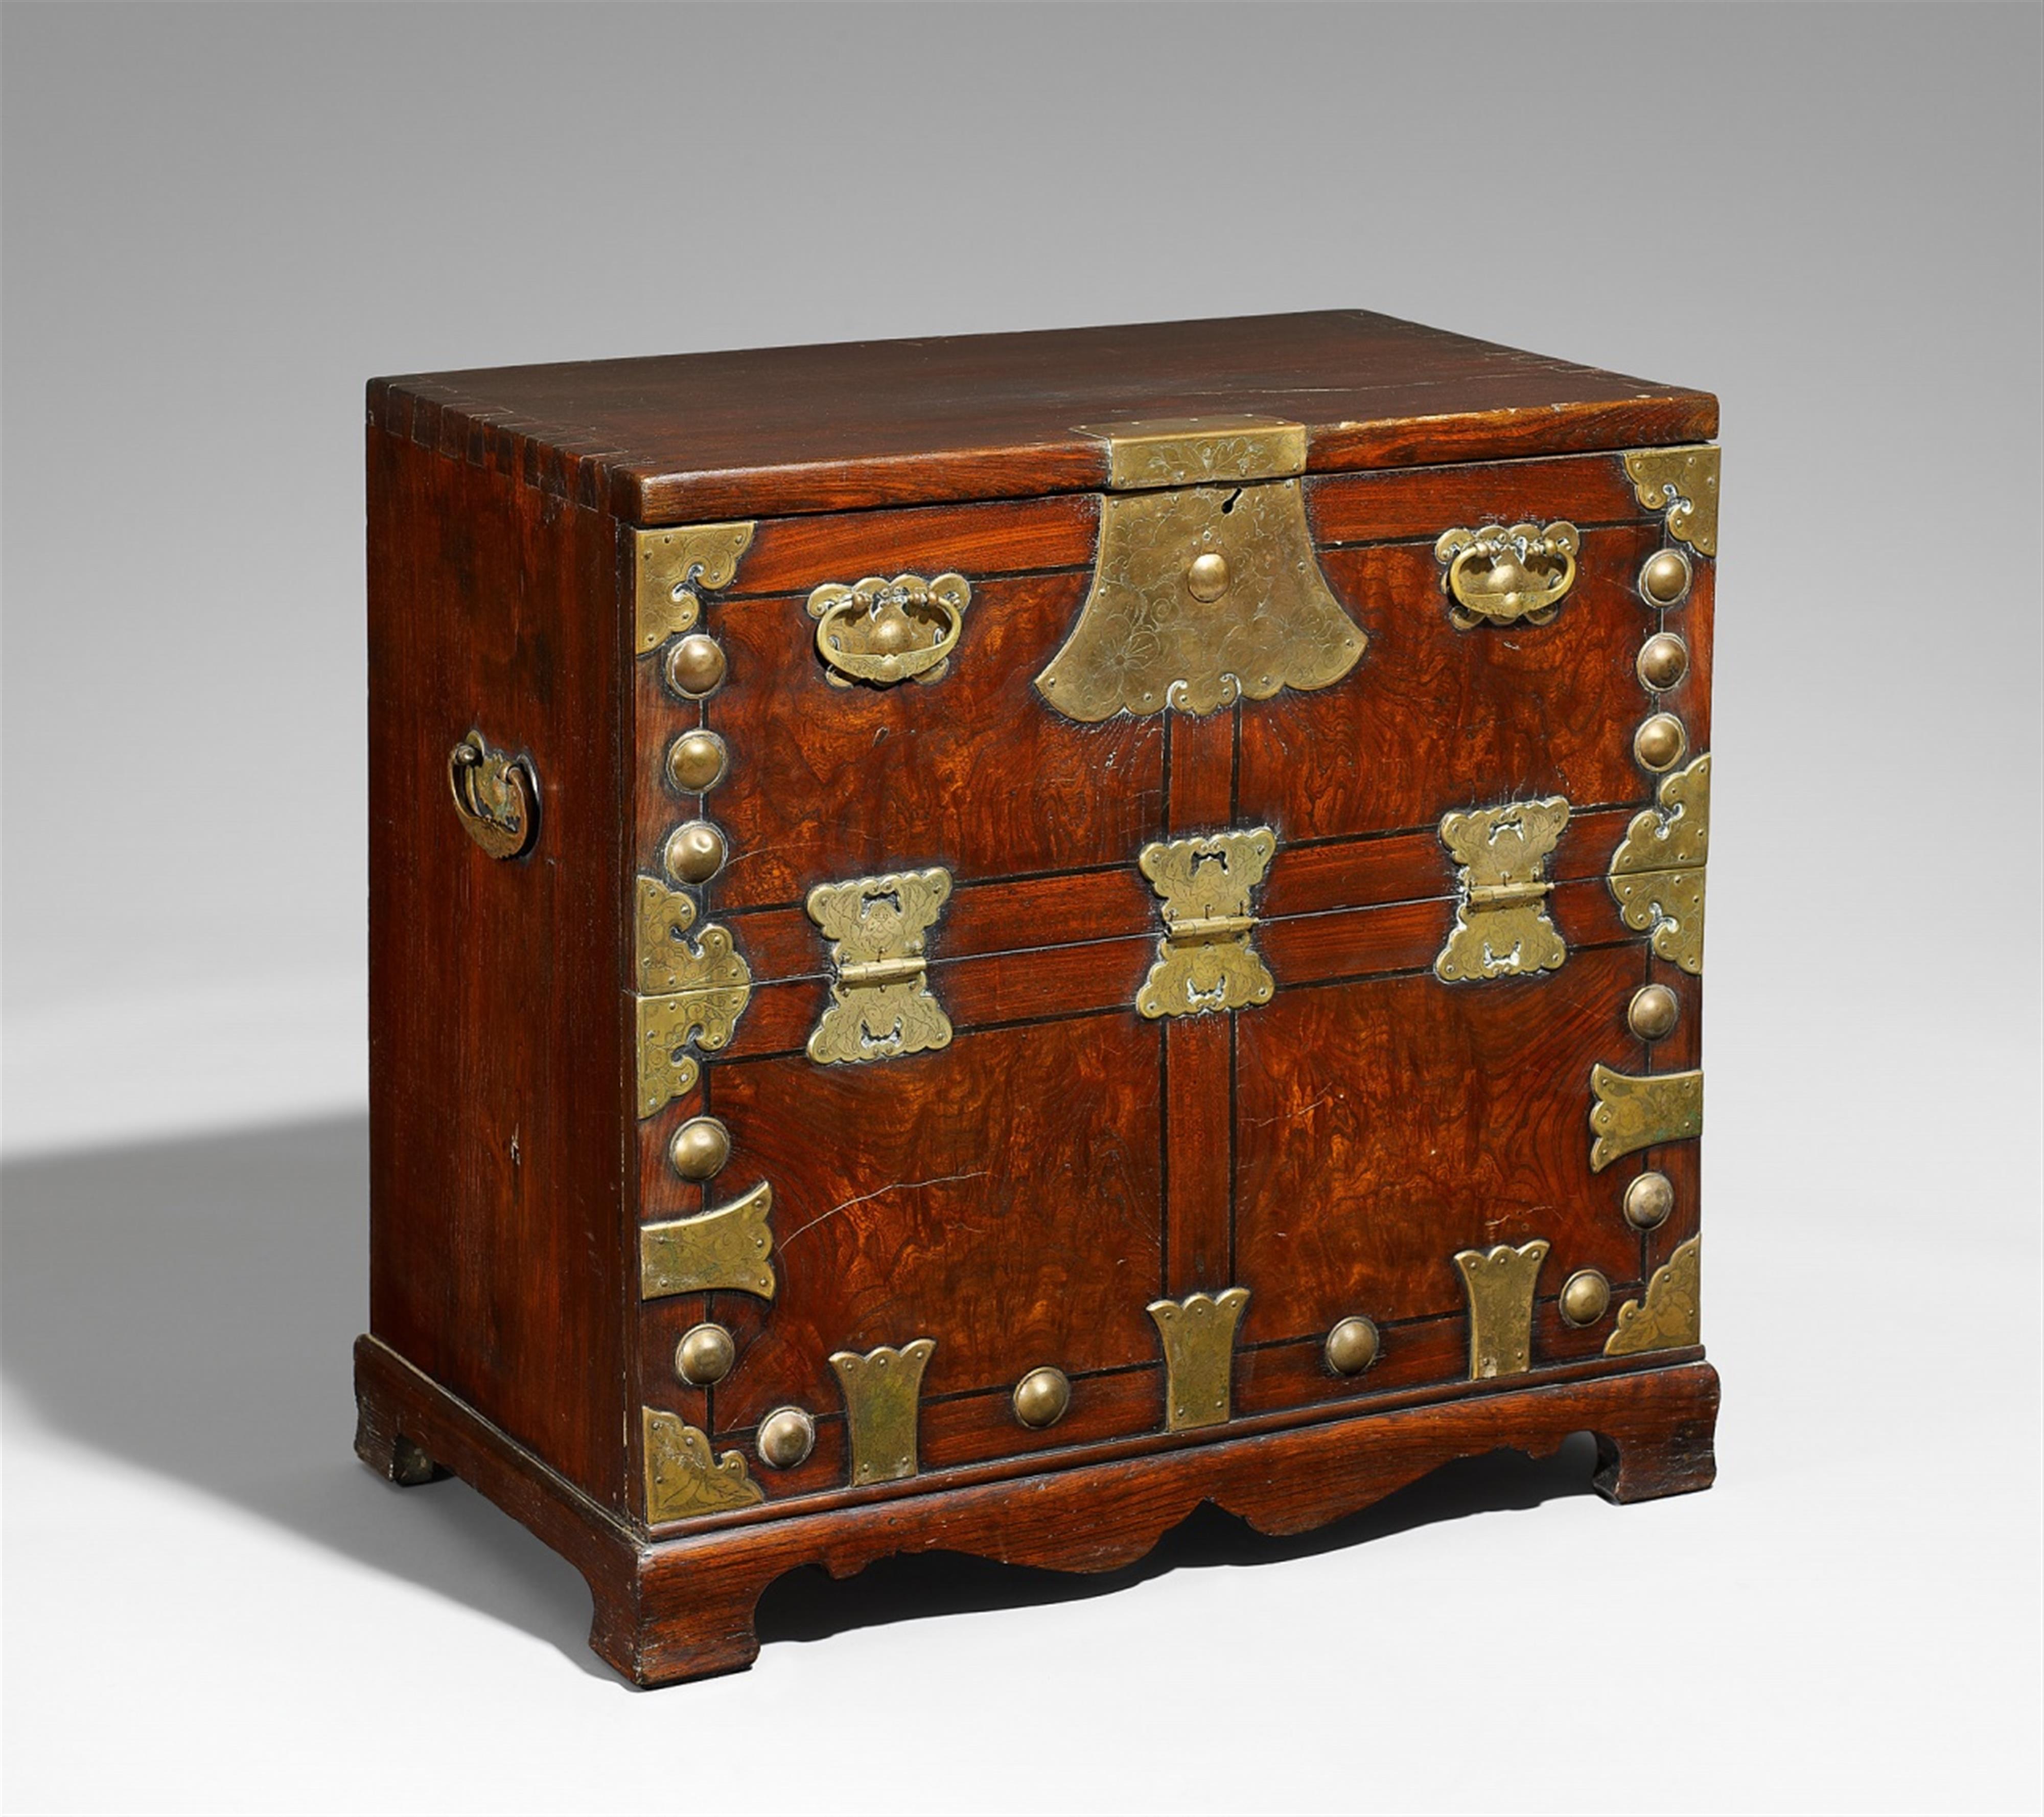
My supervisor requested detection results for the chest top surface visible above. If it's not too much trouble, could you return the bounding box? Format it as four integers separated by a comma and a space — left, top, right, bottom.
367, 309, 1718, 522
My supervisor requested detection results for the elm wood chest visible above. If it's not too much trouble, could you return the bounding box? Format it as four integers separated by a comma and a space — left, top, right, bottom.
358, 310, 1722, 1686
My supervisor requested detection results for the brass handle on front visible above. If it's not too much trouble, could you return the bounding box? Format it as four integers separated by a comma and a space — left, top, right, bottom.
448, 730, 538, 859
1435, 521, 1580, 628
806, 572, 971, 687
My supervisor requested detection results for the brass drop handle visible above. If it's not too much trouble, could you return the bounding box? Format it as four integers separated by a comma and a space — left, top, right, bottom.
1435, 520, 1580, 628
807, 572, 971, 687
448, 730, 538, 858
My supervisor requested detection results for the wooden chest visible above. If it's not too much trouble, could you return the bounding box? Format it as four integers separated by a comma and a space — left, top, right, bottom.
357, 311, 1722, 1685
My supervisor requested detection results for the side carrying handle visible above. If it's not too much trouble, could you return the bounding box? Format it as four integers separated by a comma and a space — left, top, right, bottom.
448, 730, 539, 859
1435, 521, 1580, 628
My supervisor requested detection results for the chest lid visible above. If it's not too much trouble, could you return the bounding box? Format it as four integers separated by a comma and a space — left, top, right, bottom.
367, 310, 1717, 523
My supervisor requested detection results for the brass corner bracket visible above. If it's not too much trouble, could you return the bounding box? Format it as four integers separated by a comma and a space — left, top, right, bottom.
1435, 797, 1571, 983
635, 875, 752, 1117
830, 1338, 936, 1486
634, 522, 755, 654
1035, 418, 1364, 723
640, 1178, 777, 1302
805, 867, 954, 1065
1605, 1237, 1702, 1356
642, 1407, 764, 1523
1589, 1063, 1703, 1173
1609, 753, 1710, 976
1137, 828, 1278, 1019
1622, 447, 1720, 557
1148, 1287, 1250, 1431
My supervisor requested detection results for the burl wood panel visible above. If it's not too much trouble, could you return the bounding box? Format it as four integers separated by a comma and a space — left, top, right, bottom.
704, 1015, 1165, 1431
1240, 524, 1664, 840
696, 574, 1165, 910
366, 427, 628, 1506
369, 311, 1717, 522
1233, 946, 1650, 1345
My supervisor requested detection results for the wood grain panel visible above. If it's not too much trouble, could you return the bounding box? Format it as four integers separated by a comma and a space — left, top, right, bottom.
694, 573, 1165, 907
1239, 525, 1663, 840
1233, 947, 1648, 1344
726, 494, 1098, 596
706, 1016, 1165, 1431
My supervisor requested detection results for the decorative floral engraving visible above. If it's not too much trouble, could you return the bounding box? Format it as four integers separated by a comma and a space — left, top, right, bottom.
1136, 828, 1277, 1019
642, 1408, 764, 1522
1604, 1237, 1702, 1356
1608, 755, 1710, 976
1453, 1240, 1551, 1379
1622, 447, 1720, 556
1435, 797, 1571, 983
640, 1180, 777, 1301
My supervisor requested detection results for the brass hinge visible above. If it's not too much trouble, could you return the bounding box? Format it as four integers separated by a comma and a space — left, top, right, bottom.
804, 867, 954, 1066
1136, 828, 1278, 1019
635, 875, 752, 1117
1434, 797, 1571, 983
1609, 754, 1709, 976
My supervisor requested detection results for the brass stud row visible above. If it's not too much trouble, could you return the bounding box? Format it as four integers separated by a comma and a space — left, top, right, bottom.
1633, 547, 1692, 771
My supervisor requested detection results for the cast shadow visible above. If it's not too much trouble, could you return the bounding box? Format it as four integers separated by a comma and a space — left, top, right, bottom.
1, 1115, 1599, 1682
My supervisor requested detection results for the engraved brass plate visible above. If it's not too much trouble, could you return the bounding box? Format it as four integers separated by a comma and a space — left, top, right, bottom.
1137, 828, 1277, 1019
1435, 522, 1581, 628
830, 1338, 936, 1486
640, 1179, 776, 1301
1453, 1240, 1550, 1379
807, 572, 971, 687
642, 1408, 764, 1522
1435, 797, 1571, 982
635, 875, 752, 1117
634, 522, 756, 654
1588, 1063, 1704, 1173
1608, 754, 1710, 976
1147, 1287, 1250, 1431
1078, 415, 1308, 491
447, 730, 538, 859
805, 867, 953, 1066
1622, 447, 1720, 557
1036, 478, 1365, 723
1605, 1236, 1702, 1356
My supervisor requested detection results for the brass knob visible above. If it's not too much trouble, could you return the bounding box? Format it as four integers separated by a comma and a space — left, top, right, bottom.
756, 1406, 816, 1470
663, 820, 728, 885
675, 1322, 735, 1385
1637, 632, 1689, 693
1324, 1315, 1380, 1376
1624, 1171, 1675, 1230
1634, 713, 1687, 773
666, 1116, 731, 1180
1186, 551, 1232, 603
1639, 548, 1692, 608
666, 729, 729, 794
1559, 1269, 1612, 1327
1011, 1366, 1072, 1430
664, 633, 727, 699
1628, 984, 1681, 1041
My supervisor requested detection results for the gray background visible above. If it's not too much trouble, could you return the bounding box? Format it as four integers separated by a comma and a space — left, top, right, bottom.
4, 4, 2038, 1812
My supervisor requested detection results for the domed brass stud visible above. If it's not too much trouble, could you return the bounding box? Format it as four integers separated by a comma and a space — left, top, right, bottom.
665, 729, 729, 795
1324, 1315, 1381, 1376
1186, 551, 1232, 603
663, 633, 727, 699
1011, 1366, 1072, 1430
666, 1116, 731, 1181
1559, 1269, 1612, 1327
1639, 548, 1692, 608
1637, 632, 1689, 693
756, 1406, 816, 1470
1624, 1170, 1675, 1230
1628, 983, 1681, 1042
675, 1322, 735, 1386
1634, 712, 1687, 773
663, 819, 728, 886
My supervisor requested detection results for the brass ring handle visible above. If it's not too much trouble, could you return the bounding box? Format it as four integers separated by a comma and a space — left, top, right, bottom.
448, 730, 538, 858
806, 572, 971, 687
1435, 521, 1580, 628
